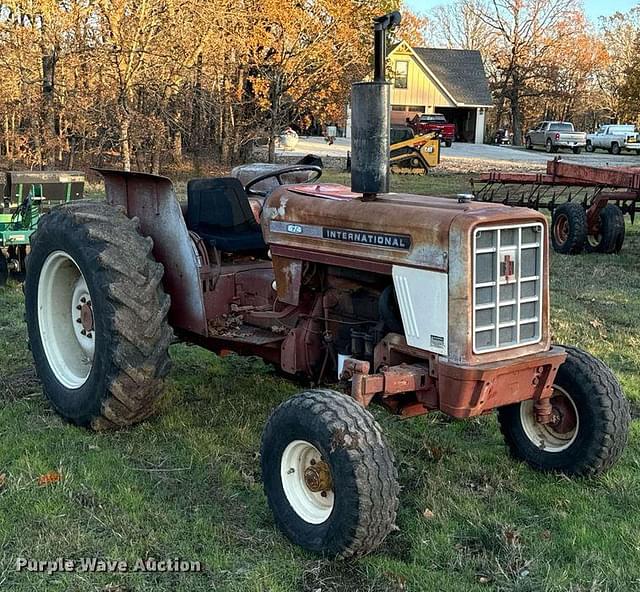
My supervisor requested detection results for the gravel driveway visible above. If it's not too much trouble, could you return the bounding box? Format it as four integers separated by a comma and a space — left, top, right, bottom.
271, 136, 640, 173
449, 142, 640, 166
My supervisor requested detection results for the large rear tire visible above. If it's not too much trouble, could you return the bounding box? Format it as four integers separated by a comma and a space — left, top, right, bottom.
497, 346, 630, 476
25, 200, 173, 429
261, 389, 399, 558
585, 204, 625, 254
551, 202, 587, 254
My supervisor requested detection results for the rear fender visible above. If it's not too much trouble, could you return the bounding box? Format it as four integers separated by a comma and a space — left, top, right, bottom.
94, 168, 207, 335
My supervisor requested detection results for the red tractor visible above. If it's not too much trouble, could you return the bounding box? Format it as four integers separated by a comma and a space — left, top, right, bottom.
24, 13, 629, 558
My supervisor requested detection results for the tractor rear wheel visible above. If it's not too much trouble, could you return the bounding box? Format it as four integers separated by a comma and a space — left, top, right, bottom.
261, 389, 399, 558
0, 251, 8, 287
585, 204, 625, 254
497, 346, 630, 476
24, 200, 173, 429
551, 202, 587, 254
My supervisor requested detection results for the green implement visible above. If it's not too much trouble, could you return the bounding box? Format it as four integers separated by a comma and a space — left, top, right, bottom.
0, 170, 85, 285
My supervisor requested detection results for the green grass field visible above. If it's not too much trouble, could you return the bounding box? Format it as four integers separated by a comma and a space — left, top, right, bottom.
1, 173, 639, 592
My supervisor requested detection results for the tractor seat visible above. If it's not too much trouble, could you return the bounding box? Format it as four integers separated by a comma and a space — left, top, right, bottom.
186, 177, 266, 253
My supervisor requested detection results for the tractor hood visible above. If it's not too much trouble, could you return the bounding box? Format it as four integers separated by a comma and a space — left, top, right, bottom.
261, 183, 546, 273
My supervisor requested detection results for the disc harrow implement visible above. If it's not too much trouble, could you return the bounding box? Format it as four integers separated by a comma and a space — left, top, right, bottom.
473, 158, 640, 254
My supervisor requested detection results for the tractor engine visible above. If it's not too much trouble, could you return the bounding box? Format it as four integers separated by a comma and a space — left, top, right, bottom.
260, 182, 559, 418
262, 183, 548, 365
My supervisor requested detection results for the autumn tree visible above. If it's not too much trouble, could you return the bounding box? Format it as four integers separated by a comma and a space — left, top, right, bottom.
596, 7, 640, 123
428, 0, 494, 52
0, 0, 427, 169
471, 0, 587, 144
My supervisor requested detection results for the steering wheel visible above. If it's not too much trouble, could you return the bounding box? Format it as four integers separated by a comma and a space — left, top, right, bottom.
244, 165, 323, 198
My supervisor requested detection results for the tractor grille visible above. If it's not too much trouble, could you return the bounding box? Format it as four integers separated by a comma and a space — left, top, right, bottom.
472, 223, 544, 353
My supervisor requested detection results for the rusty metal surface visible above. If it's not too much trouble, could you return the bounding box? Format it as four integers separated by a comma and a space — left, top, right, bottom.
342, 343, 565, 419
280, 293, 324, 376
475, 161, 640, 223
547, 159, 640, 188
478, 171, 595, 187
271, 255, 303, 305
95, 169, 208, 335
262, 183, 534, 273
270, 244, 393, 276
479, 162, 640, 190
263, 183, 550, 366
437, 346, 566, 418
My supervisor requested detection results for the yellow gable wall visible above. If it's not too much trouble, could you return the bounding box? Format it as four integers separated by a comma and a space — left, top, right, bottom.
389, 49, 456, 111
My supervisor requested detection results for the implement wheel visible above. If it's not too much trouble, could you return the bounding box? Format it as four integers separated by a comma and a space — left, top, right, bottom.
24, 201, 173, 429
585, 204, 625, 254
261, 389, 399, 557
551, 202, 587, 254
0, 251, 8, 287
497, 346, 630, 476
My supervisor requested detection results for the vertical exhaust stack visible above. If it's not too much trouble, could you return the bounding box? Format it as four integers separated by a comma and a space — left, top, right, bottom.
351, 11, 402, 200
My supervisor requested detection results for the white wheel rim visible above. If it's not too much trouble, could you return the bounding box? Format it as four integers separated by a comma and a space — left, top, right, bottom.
520, 387, 579, 452
37, 251, 95, 389
280, 440, 334, 524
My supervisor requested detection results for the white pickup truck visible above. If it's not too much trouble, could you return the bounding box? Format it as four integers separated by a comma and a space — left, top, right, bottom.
525, 121, 587, 154
586, 124, 640, 155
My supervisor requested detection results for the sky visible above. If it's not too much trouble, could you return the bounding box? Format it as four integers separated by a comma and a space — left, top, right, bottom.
405, 0, 639, 22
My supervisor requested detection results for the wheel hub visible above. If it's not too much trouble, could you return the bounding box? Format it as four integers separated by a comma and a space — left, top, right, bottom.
280, 440, 335, 524
79, 301, 94, 334
520, 386, 579, 452
547, 395, 577, 434
303, 460, 332, 493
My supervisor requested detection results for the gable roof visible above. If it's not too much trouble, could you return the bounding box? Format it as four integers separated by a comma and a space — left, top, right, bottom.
412, 48, 493, 107
389, 42, 493, 107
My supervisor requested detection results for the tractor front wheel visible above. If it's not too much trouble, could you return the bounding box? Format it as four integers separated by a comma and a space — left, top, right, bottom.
0, 251, 8, 287
25, 200, 173, 429
261, 389, 399, 557
497, 346, 630, 476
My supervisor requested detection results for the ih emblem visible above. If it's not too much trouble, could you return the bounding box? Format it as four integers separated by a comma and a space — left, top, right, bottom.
500, 252, 516, 282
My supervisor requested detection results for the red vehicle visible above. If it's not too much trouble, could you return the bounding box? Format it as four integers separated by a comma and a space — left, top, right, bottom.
408, 113, 456, 147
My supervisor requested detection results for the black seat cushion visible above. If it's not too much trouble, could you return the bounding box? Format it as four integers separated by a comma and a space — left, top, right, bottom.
187, 177, 266, 252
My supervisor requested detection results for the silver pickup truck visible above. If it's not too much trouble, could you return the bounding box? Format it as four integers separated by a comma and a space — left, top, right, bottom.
525, 121, 587, 154
586, 124, 640, 155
